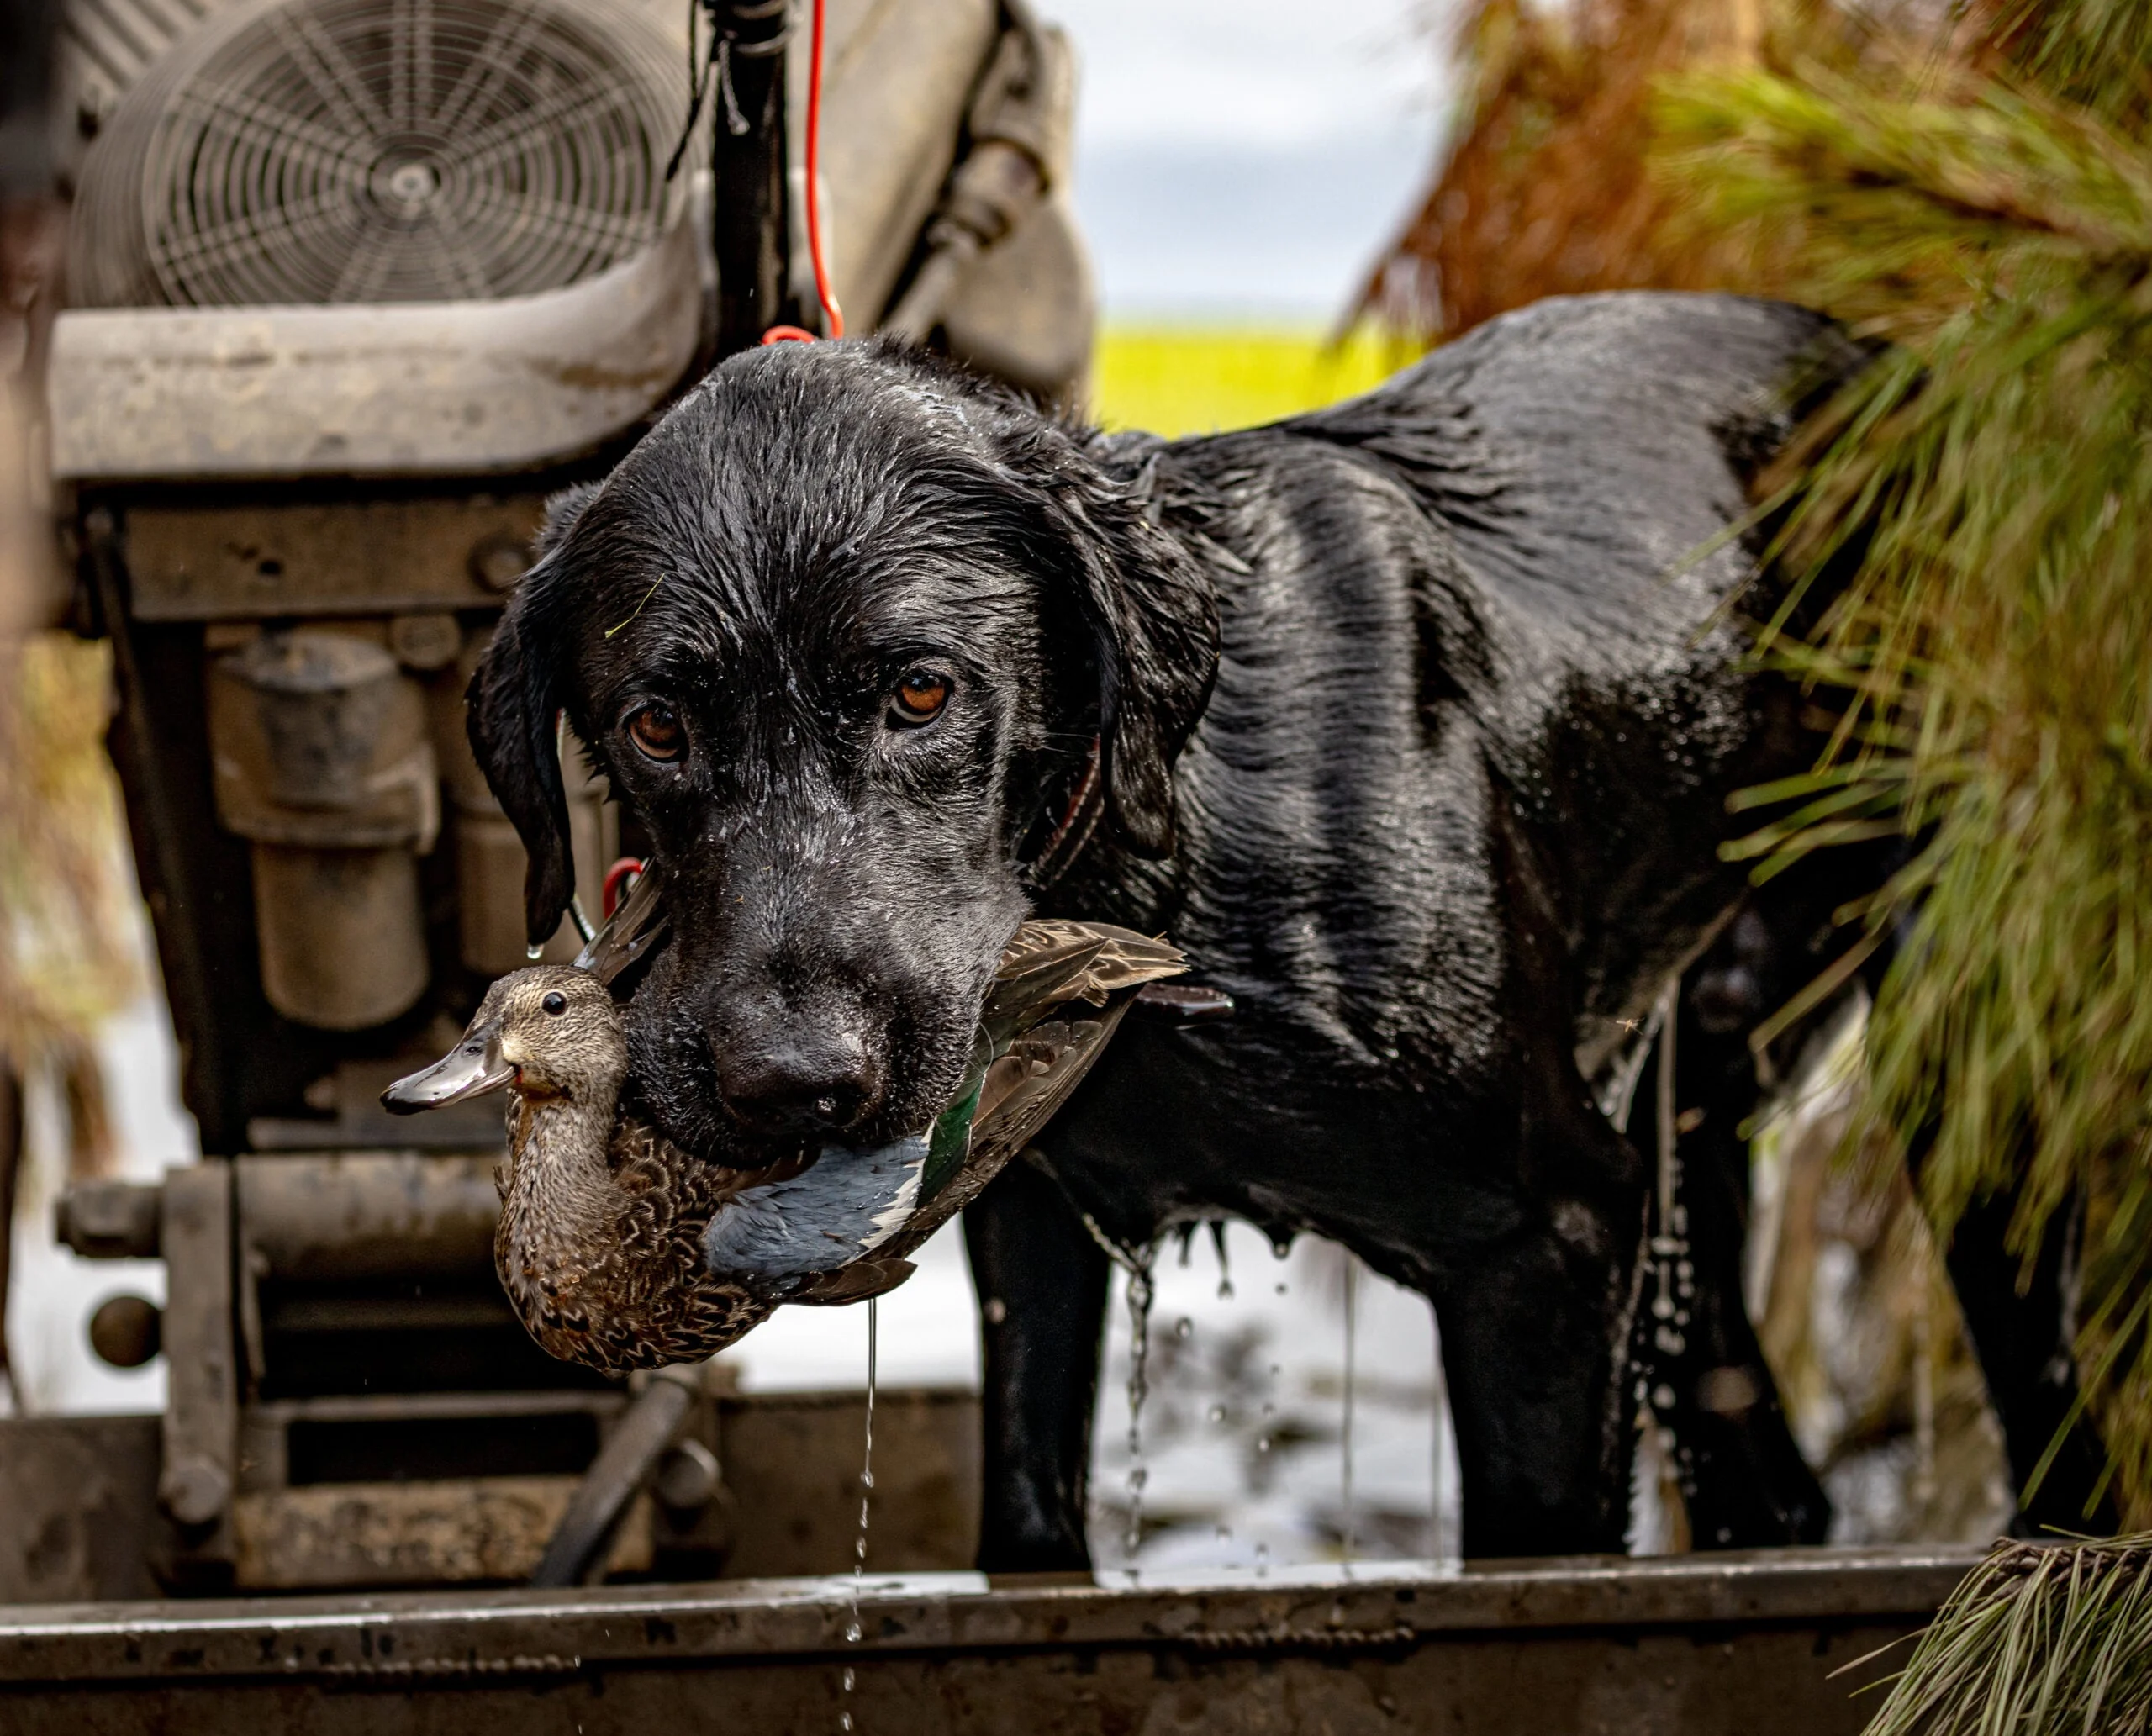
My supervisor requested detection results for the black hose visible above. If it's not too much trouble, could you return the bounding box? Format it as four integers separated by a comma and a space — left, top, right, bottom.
701, 0, 793, 354
532, 1370, 698, 1588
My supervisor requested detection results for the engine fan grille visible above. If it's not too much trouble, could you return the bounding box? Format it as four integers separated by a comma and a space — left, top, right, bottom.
71, 0, 684, 306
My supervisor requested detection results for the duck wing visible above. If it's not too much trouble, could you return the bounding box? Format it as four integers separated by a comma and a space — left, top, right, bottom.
982, 921, 1184, 1042
699, 1132, 931, 1287
823, 932, 1182, 1272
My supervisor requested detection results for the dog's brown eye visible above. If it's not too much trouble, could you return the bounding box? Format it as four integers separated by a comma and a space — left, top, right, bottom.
626, 703, 683, 763
890, 670, 950, 725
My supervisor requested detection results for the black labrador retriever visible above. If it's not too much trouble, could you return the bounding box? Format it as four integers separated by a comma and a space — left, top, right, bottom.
471, 291, 2110, 1563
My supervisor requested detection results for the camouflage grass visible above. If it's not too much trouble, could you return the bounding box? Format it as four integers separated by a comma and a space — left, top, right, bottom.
1858, 1535, 2152, 1736
1659, 4, 2152, 1522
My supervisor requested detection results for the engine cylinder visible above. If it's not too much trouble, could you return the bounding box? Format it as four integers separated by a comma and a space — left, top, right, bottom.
208, 629, 437, 1029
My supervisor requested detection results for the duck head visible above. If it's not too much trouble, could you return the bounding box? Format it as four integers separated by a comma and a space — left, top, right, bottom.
382, 965, 626, 1116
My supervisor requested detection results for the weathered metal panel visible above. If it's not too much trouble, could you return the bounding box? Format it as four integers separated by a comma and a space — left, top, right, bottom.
0, 1417, 166, 1605
120, 495, 543, 621
0, 1389, 977, 1599
229, 1478, 652, 1590
819, 0, 1000, 329
47, 213, 703, 483
713, 1389, 980, 1578
0, 1550, 1970, 1734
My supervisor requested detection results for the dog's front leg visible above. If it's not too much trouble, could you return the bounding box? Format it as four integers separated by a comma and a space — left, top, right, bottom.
964, 1156, 1111, 1572
1435, 1166, 1647, 1559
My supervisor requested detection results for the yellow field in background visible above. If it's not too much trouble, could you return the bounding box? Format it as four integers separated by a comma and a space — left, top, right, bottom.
1088, 326, 1413, 439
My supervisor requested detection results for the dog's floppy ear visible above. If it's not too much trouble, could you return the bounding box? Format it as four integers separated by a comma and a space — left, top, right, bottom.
467, 488, 596, 945
1015, 433, 1220, 857
533, 482, 601, 560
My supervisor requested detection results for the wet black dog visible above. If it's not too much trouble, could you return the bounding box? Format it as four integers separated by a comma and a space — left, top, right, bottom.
471, 292, 2104, 1562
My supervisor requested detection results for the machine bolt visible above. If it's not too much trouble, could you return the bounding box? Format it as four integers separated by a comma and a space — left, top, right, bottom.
389, 612, 462, 670
469, 532, 533, 592
55, 1181, 163, 1259
651, 1438, 720, 1513
88, 1294, 162, 1368
159, 1454, 231, 1527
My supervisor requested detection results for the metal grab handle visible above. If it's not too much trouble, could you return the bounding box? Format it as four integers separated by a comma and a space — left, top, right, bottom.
531, 1370, 699, 1587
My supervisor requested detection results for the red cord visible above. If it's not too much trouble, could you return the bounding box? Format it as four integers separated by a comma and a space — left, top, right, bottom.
602, 857, 646, 920
764, 0, 841, 344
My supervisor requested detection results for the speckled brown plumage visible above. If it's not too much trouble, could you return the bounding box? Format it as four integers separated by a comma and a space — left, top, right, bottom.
404, 922, 1185, 1373
481, 968, 777, 1370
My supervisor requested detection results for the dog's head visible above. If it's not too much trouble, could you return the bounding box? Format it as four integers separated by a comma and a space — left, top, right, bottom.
468, 340, 1217, 1162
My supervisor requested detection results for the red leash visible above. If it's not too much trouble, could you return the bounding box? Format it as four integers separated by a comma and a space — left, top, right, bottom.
762, 0, 842, 345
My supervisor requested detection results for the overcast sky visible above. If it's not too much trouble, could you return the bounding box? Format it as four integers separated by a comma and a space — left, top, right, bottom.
1047, 0, 1449, 321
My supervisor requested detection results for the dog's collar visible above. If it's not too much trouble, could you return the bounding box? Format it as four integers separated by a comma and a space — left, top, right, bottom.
1023, 737, 1105, 894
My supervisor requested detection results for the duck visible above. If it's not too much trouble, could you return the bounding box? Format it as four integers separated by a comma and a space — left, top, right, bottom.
382, 905, 1192, 1372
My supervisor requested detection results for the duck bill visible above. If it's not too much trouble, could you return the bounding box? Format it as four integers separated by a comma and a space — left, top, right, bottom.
380, 1024, 513, 1115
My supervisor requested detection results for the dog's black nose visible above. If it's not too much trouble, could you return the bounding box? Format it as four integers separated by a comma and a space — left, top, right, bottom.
716, 1029, 877, 1137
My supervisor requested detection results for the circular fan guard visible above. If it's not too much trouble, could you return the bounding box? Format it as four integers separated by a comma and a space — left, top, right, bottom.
71, 0, 685, 307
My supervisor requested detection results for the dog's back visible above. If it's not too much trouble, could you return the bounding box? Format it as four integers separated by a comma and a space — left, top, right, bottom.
1124, 292, 1864, 1031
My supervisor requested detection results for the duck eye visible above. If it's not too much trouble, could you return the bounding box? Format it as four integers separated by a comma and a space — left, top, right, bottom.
541, 991, 567, 1016
889, 669, 950, 726
626, 703, 684, 763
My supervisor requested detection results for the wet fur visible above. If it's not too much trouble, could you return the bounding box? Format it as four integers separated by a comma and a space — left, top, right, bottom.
470, 293, 2097, 1563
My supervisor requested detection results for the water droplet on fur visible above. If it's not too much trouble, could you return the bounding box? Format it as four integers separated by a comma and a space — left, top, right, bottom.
1215, 1523, 1232, 1541
1208, 1404, 1226, 1424
1174, 1317, 1193, 1339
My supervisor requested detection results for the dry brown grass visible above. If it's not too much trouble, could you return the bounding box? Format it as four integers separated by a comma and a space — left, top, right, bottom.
2, 199, 136, 1187
0, 632, 141, 1176
1355, 0, 1787, 340
1351, 0, 1967, 341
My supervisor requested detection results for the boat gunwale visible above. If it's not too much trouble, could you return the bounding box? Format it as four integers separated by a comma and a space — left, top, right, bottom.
0, 1545, 1980, 1686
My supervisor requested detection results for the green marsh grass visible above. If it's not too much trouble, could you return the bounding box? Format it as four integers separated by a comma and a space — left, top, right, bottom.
1089, 325, 1406, 439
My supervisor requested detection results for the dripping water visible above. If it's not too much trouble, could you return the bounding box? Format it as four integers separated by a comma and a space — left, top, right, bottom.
839, 1297, 878, 1733
1121, 1250, 1157, 1570
1210, 1220, 1233, 1299
1341, 1253, 1358, 1567
1430, 1311, 1449, 1562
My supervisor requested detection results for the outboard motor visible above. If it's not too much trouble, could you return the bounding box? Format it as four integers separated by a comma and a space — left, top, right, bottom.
18, 0, 1089, 1594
